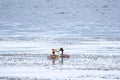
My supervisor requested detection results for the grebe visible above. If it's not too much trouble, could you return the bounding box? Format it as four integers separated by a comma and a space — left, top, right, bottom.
59, 48, 70, 58
48, 49, 59, 60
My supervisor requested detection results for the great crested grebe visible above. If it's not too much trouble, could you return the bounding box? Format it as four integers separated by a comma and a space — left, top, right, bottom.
48, 49, 59, 60
59, 48, 70, 58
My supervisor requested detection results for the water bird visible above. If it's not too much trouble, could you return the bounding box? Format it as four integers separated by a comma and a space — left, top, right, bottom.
59, 48, 70, 58
48, 49, 59, 60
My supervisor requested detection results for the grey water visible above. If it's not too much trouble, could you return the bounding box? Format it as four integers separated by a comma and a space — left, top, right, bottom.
0, 22, 120, 55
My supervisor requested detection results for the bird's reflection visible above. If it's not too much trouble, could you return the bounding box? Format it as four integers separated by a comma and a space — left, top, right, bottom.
52, 57, 64, 65
60, 57, 64, 65
52, 60, 55, 65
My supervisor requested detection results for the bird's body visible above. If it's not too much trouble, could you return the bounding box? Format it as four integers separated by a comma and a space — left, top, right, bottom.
60, 54, 70, 58
48, 54, 59, 60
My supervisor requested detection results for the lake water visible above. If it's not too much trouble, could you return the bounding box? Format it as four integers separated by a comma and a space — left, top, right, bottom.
0, 22, 120, 80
